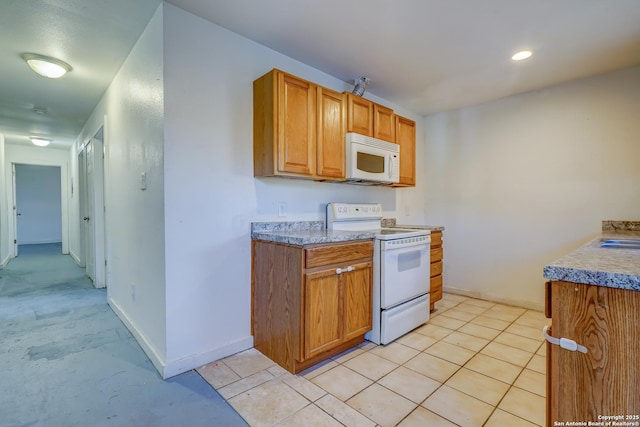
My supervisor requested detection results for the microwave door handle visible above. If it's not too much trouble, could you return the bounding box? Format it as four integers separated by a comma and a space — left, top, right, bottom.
389, 156, 395, 180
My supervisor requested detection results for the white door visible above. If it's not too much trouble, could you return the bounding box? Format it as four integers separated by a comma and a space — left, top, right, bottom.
85, 140, 96, 283
89, 136, 106, 288
78, 136, 106, 287
77, 150, 86, 267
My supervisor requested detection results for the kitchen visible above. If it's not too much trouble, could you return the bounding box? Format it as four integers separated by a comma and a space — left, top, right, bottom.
2, 1, 640, 426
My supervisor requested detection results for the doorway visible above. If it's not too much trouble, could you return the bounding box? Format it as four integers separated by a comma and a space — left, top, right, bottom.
77, 129, 106, 288
13, 164, 63, 254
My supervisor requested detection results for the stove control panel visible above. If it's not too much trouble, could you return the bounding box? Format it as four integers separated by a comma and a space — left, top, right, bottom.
327, 203, 383, 221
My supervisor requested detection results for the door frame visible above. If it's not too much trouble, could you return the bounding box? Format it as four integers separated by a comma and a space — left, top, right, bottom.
77, 129, 106, 288
5, 155, 70, 257
13, 163, 63, 251
11, 163, 18, 256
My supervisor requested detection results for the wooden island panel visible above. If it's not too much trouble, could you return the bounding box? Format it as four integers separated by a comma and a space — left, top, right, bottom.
548, 280, 640, 424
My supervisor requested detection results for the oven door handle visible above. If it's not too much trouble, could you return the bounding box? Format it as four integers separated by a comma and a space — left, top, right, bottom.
381, 241, 430, 252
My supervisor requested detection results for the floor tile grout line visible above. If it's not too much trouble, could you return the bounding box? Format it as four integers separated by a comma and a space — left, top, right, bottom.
419, 298, 546, 426
200, 294, 546, 427
476, 308, 547, 426
353, 297, 543, 425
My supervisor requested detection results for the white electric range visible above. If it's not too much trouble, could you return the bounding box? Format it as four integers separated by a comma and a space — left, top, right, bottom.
327, 203, 431, 345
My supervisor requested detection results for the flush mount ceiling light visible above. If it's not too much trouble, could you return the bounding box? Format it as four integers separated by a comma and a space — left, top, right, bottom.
22, 53, 72, 78
30, 137, 51, 147
511, 50, 533, 61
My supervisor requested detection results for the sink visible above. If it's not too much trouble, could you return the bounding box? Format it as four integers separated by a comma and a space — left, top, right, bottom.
599, 239, 640, 249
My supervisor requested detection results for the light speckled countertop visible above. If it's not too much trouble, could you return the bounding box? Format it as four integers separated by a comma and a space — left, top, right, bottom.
252, 219, 445, 246
543, 229, 640, 291
251, 221, 375, 246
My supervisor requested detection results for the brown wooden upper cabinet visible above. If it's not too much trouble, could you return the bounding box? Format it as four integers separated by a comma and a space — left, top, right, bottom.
373, 104, 396, 142
254, 69, 345, 180
254, 69, 415, 186
345, 93, 395, 143
345, 93, 374, 136
394, 115, 416, 186
316, 86, 346, 179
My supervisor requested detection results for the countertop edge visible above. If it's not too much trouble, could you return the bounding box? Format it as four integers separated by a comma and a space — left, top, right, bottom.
251, 230, 376, 246
543, 230, 640, 291
395, 224, 445, 232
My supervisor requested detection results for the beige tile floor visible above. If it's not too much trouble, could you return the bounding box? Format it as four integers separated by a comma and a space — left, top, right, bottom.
197, 293, 548, 427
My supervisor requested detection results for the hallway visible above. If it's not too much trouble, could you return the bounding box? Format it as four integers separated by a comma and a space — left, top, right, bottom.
0, 244, 248, 426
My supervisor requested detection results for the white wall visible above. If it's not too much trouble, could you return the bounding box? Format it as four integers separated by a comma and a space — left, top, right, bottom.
73, 5, 167, 373
423, 66, 640, 309
161, 3, 424, 376
5, 145, 70, 255
15, 165, 62, 244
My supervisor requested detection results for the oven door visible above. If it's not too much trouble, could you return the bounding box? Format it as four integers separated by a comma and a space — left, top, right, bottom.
380, 239, 430, 309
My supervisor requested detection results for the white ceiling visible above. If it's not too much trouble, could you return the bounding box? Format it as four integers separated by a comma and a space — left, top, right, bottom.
0, 0, 161, 149
2, 1, 640, 150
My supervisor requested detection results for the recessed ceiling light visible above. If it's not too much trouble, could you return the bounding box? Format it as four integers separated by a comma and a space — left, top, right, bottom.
22, 53, 72, 78
511, 50, 533, 61
30, 137, 51, 147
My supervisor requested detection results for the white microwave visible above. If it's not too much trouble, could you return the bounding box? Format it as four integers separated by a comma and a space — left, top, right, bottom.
345, 132, 400, 184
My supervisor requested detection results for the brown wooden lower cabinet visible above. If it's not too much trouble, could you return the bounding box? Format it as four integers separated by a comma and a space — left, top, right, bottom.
252, 239, 373, 373
545, 280, 640, 426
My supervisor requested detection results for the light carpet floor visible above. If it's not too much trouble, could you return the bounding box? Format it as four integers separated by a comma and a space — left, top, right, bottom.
0, 243, 248, 427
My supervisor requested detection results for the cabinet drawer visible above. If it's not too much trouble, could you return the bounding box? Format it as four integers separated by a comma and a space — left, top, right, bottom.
430, 231, 442, 247
306, 241, 373, 268
430, 275, 443, 302
430, 247, 443, 262
430, 261, 443, 277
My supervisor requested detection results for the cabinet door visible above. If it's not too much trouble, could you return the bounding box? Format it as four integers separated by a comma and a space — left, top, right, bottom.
316, 87, 346, 179
346, 94, 373, 136
373, 104, 395, 142
277, 72, 316, 175
304, 269, 342, 359
551, 281, 640, 423
395, 115, 416, 186
343, 261, 373, 341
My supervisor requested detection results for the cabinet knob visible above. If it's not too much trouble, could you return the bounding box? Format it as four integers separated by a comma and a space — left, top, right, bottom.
347, 266, 354, 272
336, 268, 342, 274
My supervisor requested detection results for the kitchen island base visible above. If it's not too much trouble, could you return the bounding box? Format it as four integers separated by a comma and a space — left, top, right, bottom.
545, 280, 640, 426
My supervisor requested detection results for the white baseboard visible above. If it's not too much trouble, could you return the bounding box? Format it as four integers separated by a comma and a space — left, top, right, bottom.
107, 296, 254, 379
0, 254, 11, 268
108, 297, 167, 376
443, 285, 544, 312
162, 336, 254, 379
20, 239, 62, 245
69, 250, 81, 265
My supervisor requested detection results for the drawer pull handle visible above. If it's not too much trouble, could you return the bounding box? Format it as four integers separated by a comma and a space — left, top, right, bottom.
542, 325, 587, 353
336, 266, 356, 274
